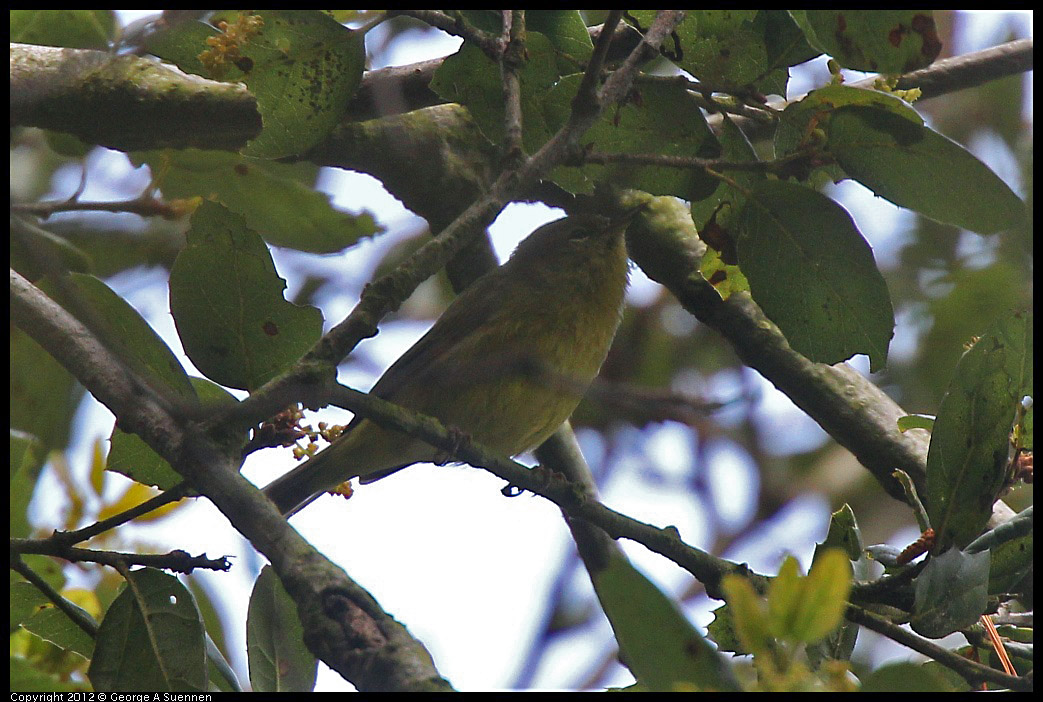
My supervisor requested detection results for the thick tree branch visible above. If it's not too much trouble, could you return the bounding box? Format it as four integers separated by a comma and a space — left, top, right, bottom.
12, 38, 1029, 151
624, 198, 933, 500
10, 268, 453, 692
10, 43, 261, 151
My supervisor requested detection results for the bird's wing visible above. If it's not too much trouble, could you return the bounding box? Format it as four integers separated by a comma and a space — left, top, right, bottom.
365, 267, 510, 403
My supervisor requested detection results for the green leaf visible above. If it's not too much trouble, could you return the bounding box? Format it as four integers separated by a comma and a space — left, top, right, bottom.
813, 505, 865, 563
10, 580, 50, 631
789, 10, 941, 74
170, 202, 324, 390
777, 84, 923, 155
625, 11, 769, 90
87, 568, 207, 692
898, 414, 935, 433
592, 553, 739, 691
632, 9, 802, 94
11, 218, 93, 280
925, 310, 1032, 549
766, 556, 804, 639
775, 84, 922, 187
10, 320, 85, 451
544, 75, 720, 200
15, 556, 67, 593
788, 549, 852, 643
65, 273, 197, 401
526, 10, 592, 74
10, 9, 116, 49
751, 10, 821, 95
10, 431, 46, 539
705, 603, 745, 655
108, 377, 241, 490
827, 106, 1026, 235
247, 566, 317, 693
22, 600, 96, 659
721, 574, 772, 657
140, 18, 222, 77
910, 548, 989, 638
431, 31, 562, 152
736, 180, 894, 371
229, 11, 365, 159
675, 11, 768, 89
860, 661, 964, 692
763, 551, 854, 651
808, 508, 868, 667
984, 524, 1032, 596
136, 149, 381, 253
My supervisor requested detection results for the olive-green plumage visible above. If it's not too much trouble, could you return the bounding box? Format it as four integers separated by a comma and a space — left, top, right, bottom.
264, 214, 631, 516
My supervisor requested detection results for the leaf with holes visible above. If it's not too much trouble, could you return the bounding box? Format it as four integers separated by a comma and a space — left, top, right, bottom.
87, 568, 207, 692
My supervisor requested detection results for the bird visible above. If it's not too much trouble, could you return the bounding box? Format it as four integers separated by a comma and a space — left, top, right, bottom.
263, 211, 634, 517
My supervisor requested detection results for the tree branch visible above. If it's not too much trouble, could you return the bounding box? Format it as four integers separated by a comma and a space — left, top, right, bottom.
205, 11, 690, 438
9, 18, 692, 686
11, 557, 99, 639
392, 10, 504, 61
10, 43, 261, 151
846, 605, 1032, 691
9, 268, 453, 692
500, 10, 526, 163
49, 483, 193, 547
324, 382, 766, 601
12, 37, 1030, 153
11, 539, 232, 574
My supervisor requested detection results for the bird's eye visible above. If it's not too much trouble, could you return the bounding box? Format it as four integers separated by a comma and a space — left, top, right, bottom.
569, 227, 594, 240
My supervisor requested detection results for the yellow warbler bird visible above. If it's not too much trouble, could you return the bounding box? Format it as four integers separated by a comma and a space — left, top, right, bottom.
264, 212, 633, 516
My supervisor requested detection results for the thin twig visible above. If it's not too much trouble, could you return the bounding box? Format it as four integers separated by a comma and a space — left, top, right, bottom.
11, 539, 232, 574
324, 382, 764, 600
10, 268, 455, 692
846, 604, 1032, 691
394, 10, 504, 61
11, 557, 99, 638
596, 11, 678, 110
579, 147, 817, 175
637, 74, 778, 123
205, 11, 690, 439
572, 10, 624, 113
49, 483, 193, 547
12, 195, 180, 219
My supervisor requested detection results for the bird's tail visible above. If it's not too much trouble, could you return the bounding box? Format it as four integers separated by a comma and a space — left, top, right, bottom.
263, 446, 413, 517
262, 451, 343, 518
